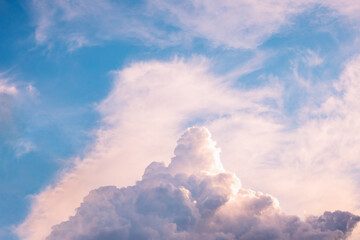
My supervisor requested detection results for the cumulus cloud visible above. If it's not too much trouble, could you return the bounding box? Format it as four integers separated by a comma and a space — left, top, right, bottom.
46, 127, 360, 240
16, 57, 282, 240
17, 54, 360, 240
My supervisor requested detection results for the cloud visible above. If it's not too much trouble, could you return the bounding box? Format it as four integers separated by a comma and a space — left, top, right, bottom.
13, 138, 36, 157
0, 75, 18, 124
0, 75, 19, 134
46, 127, 360, 240
322, 0, 360, 21
0, 73, 39, 161
31, 0, 307, 49
208, 55, 360, 218
16, 57, 282, 240
148, 0, 310, 49
29, 0, 360, 50
30, 0, 180, 50
302, 49, 324, 67
17, 55, 360, 239
0, 79, 17, 95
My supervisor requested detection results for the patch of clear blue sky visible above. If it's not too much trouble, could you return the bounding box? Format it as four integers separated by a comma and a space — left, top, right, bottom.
0, 1, 359, 239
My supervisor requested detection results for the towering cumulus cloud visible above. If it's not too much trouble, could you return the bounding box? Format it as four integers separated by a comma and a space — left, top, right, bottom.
47, 127, 359, 240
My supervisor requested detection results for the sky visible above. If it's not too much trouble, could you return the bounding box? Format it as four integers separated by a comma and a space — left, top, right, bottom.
1, 0, 360, 239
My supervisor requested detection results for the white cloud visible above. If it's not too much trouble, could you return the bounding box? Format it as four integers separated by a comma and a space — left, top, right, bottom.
0, 78, 17, 95
31, 0, 308, 49
46, 127, 360, 240
17, 55, 360, 239
0, 73, 38, 98
0, 74, 39, 158
321, 0, 360, 21
16, 57, 282, 240
0, 76, 18, 130
302, 49, 324, 67
149, 0, 310, 49
13, 139, 36, 157
29, 0, 360, 50
208, 55, 360, 217
31, 0, 180, 50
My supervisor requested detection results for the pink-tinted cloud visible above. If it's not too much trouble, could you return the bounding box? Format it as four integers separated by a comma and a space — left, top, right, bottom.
46, 127, 360, 240
17, 55, 360, 239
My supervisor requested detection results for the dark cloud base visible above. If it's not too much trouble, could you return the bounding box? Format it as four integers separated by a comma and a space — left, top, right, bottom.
47, 128, 360, 240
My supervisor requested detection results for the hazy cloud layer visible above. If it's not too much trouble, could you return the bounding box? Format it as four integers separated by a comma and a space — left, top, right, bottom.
46, 127, 360, 240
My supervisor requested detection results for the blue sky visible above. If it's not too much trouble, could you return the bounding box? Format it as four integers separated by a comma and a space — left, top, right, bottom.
1, 0, 360, 239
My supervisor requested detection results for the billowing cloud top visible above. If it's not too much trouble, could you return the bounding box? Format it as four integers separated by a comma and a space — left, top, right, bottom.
46, 127, 359, 240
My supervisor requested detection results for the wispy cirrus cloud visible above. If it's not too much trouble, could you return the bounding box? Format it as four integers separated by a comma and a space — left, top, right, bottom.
0, 73, 38, 158
0, 75, 17, 123
31, 0, 180, 50
29, 0, 360, 50
0, 79, 17, 95
13, 138, 36, 158
0, 74, 20, 130
302, 49, 324, 67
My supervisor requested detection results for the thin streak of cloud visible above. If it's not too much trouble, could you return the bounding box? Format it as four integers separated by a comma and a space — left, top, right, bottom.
303, 49, 324, 67
0, 72, 40, 160
13, 139, 36, 158
224, 51, 270, 80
